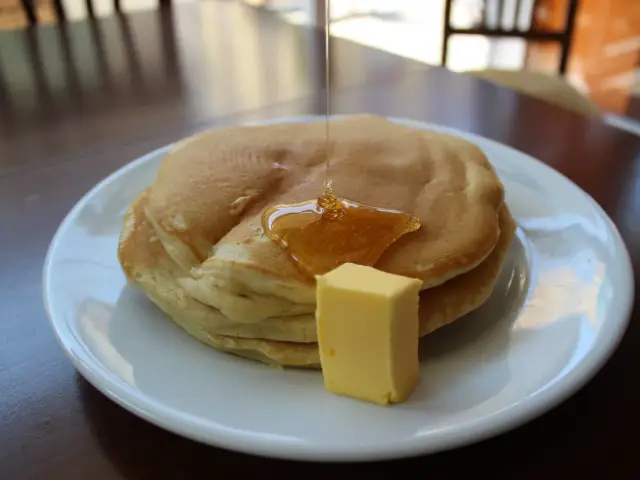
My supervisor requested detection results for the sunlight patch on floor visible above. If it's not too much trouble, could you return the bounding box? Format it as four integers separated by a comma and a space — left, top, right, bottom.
277, 0, 525, 71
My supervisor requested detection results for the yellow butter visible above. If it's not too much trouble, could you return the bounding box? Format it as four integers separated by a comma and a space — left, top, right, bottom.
316, 263, 422, 406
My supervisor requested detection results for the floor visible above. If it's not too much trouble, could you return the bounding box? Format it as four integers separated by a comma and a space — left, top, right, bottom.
0, 0, 529, 72
270, 0, 529, 72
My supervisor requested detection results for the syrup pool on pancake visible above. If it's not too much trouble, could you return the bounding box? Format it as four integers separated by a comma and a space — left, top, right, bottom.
261, 182, 422, 277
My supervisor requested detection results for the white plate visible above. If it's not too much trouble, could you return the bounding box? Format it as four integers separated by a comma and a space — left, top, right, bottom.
43, 116, 634, 462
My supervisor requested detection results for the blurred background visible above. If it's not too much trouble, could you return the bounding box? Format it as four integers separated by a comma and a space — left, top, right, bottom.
0, 0, 639, 119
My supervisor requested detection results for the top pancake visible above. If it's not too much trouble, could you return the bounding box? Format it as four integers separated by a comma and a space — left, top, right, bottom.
120, 115, 505, 324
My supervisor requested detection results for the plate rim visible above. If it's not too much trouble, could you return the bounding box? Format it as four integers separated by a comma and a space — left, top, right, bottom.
42, 115, 635, 462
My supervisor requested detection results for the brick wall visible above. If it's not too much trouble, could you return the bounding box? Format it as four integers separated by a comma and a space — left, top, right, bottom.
0, 0, 55, 29
526, 0, 640, 114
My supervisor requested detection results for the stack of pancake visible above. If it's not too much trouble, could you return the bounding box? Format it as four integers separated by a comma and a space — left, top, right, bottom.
118, 115, 516, 367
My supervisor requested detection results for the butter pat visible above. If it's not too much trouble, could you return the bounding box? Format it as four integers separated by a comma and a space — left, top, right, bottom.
316, 263, 422, 406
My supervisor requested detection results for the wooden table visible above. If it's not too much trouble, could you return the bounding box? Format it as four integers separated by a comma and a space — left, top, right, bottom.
1, 2, 639, 478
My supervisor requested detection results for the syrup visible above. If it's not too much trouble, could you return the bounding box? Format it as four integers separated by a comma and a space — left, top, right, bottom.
261, 184, 421, 277
324, 0, 331, 182
260, 0, 420, 276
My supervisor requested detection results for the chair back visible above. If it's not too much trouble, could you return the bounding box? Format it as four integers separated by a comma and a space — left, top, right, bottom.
442, 0, 580, 74
17, 0, 171, 26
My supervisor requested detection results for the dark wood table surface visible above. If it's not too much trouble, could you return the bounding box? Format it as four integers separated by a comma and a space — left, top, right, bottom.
2, 2, 640, 478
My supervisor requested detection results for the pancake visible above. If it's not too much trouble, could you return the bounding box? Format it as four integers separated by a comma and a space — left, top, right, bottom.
118, 115, 513, 366
121, 201, 515, 367
119, 115, 505, 333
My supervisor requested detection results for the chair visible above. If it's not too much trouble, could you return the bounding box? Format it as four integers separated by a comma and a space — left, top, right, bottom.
18, 0, 171, 26
442, 0, 580, 75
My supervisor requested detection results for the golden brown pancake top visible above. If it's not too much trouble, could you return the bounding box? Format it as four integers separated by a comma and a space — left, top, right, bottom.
135, 115, 504, 287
